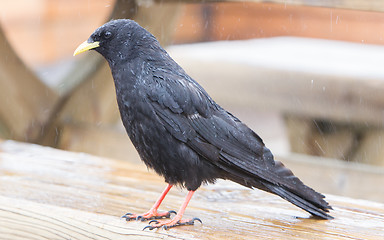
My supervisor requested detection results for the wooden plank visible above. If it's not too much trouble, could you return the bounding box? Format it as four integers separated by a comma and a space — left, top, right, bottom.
0, 196, 163, 240
352, 129, 384, 166
158, 0, 384, 13
285, 116, 384, 166
173, 2, 384, 46
0, 140, 383, 239
285, 116, 358, 160
255, 0, 384, 12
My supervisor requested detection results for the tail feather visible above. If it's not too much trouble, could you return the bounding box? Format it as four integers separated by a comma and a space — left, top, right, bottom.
262, 146, 333, 214
262, 181, 333, 219
215, 137, 334, 219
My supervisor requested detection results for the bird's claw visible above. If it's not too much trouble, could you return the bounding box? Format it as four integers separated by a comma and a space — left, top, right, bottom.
148, 219, 159, 224
189, 217, 202, 225
143, 225, 155, 231
122, 210, 176, 222
143, 217, 202, 230
167, 210, 178, 216
121, 213, 135, 221
176, 217, 202, 227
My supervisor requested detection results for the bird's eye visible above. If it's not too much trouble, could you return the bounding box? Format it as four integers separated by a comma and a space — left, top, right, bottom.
103, 31, 112, 39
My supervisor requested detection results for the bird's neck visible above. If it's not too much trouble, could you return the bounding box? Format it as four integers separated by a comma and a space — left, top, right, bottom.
110, 56, 150, 93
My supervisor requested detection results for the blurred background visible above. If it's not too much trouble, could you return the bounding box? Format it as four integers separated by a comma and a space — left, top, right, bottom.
0, 0, 384, 202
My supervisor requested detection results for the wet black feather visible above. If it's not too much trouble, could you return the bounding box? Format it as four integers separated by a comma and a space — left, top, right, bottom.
87, 19, 333, 219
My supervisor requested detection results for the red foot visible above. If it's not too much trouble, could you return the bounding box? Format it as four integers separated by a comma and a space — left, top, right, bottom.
123, 184, 175, 221
122, 209, 176, 221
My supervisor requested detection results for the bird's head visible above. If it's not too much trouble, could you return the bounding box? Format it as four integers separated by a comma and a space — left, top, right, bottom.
74, 19, 157, 64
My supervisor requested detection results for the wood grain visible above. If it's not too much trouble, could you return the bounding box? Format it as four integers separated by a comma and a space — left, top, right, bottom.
0, 140, 383, 239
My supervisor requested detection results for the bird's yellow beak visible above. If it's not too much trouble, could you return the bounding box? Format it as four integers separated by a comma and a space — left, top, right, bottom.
73, 41, 100, 56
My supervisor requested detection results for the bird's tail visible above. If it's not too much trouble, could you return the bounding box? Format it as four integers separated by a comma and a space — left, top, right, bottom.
261, 181, 333, 219
217, 138, 333, 219
259, 147, 333, 219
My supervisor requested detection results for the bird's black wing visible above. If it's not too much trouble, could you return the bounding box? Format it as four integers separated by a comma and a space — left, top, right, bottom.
146, 68, 332, 218
147, 68, 294, 188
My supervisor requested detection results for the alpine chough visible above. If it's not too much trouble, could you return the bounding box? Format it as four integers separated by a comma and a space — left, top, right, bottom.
74, 19, 333, 229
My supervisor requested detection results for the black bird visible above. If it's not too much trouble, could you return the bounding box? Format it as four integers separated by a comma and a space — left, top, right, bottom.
74, 19, 333, 229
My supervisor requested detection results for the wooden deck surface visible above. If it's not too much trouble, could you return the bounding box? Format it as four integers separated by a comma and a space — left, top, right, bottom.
0, 140, 383, 239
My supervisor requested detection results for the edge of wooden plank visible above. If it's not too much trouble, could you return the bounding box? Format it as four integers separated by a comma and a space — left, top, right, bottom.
0, 195, 184, 240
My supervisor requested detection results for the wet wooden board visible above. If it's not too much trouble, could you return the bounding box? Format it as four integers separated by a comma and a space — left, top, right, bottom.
0, 140, 383, 239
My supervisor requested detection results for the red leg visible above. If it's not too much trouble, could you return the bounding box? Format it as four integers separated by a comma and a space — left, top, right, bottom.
123, 184, 176, 221
144, 190, 202, 230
